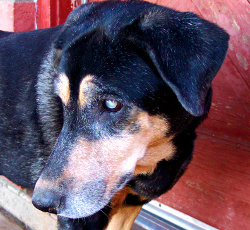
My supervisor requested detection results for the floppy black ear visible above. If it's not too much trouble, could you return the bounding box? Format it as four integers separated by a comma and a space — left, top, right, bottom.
126, 6, 229, 116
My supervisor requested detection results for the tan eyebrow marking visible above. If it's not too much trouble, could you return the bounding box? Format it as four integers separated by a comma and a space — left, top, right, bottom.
78, 74, 96, 107
56, 73, 70, 105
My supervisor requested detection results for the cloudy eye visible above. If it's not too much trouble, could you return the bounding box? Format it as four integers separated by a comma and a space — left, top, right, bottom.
104, 99, 123, 112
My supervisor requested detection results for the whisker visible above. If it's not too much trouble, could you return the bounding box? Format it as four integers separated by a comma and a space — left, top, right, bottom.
100, 209, 109, 219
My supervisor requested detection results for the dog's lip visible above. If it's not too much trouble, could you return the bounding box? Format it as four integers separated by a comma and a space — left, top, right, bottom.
56, 196, 110, 219
52, 174, 132, 218
47, 208, 58, 214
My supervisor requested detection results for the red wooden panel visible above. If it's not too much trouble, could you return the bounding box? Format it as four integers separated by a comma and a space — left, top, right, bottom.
158, 136, 250, 230
57, 0, 81, 25
14, 2, 36, 32
0, 2, 35, 32
50, 0, 59, 27
158, 0, 199, 12
37, 0, 81, 29
36, 0, 51, 29
198, 56, 250, 144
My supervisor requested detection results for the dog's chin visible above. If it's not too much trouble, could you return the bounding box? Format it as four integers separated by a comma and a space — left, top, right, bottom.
56, 195, 110, 219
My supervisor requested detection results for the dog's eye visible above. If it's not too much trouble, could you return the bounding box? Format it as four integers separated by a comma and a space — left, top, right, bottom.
104, 99, 123, 112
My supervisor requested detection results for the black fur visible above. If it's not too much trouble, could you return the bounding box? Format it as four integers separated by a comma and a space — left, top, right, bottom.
0, 1, 229, 229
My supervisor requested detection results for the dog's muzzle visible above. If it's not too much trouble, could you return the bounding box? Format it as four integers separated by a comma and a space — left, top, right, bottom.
32, 174, 132, 218
32, 179, 111, 218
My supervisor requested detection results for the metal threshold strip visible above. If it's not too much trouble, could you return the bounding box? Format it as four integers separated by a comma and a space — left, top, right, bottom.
132, 200, 218, 230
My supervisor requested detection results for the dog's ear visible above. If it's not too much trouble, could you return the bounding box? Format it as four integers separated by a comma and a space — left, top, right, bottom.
125, 7, 229, 116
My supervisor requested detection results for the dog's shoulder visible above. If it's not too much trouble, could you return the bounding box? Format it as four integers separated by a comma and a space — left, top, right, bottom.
0, 26, 62, 53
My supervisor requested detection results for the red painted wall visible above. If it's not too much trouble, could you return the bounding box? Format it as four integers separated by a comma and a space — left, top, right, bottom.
0, 2, 36, 32
36, 0, 80, 29
0, 0, 79, 32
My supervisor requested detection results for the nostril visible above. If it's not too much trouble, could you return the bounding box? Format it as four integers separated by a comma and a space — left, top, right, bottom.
32, 189, 60, 214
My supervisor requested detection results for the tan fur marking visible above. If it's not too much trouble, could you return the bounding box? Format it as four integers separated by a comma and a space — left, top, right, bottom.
78, 74, 96, 107
57, 73, 70, 105
105, 204, 142, 230
63, 140, 102, 182
108, 187, 147, 216
133, 111, 175, 175
107, 186, 143, 229
35, 178, 58, 190
109, 187, 131, 216
134, 138, 175, 175
63, 137, 139, 193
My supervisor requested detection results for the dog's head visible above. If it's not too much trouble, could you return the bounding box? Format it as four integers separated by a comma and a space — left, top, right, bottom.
32, 0, 229, 218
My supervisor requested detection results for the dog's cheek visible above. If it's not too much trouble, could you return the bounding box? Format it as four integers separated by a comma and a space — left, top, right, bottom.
131, 112, 174, 174
134, 139, 176, 175
61, 137, 141, 193
50, 111, 171, 196
100, 111, 174, 178
98, 111, 173, 178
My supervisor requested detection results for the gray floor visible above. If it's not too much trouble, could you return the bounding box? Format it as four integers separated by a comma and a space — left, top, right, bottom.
0, 208, 26, 230
132, 209, 184, 230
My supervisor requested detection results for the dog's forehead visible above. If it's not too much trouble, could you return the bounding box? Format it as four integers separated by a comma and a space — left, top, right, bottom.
57, 50, 163, 110
59, 29, 164, 93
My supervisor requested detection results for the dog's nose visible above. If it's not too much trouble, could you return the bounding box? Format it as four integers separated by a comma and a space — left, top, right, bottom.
32, 190, 60, 214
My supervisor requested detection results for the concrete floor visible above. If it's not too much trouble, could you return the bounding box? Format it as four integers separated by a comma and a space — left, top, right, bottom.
0, 209, 26, 230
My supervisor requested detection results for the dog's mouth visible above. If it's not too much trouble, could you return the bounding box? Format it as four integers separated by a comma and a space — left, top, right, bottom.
56, 192, 111, 218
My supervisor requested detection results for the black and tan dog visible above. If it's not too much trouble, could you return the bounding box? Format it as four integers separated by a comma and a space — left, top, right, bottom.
0, 0, 229, 229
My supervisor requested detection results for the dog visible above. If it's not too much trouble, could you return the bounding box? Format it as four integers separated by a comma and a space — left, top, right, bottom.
0, 0, 229, 229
